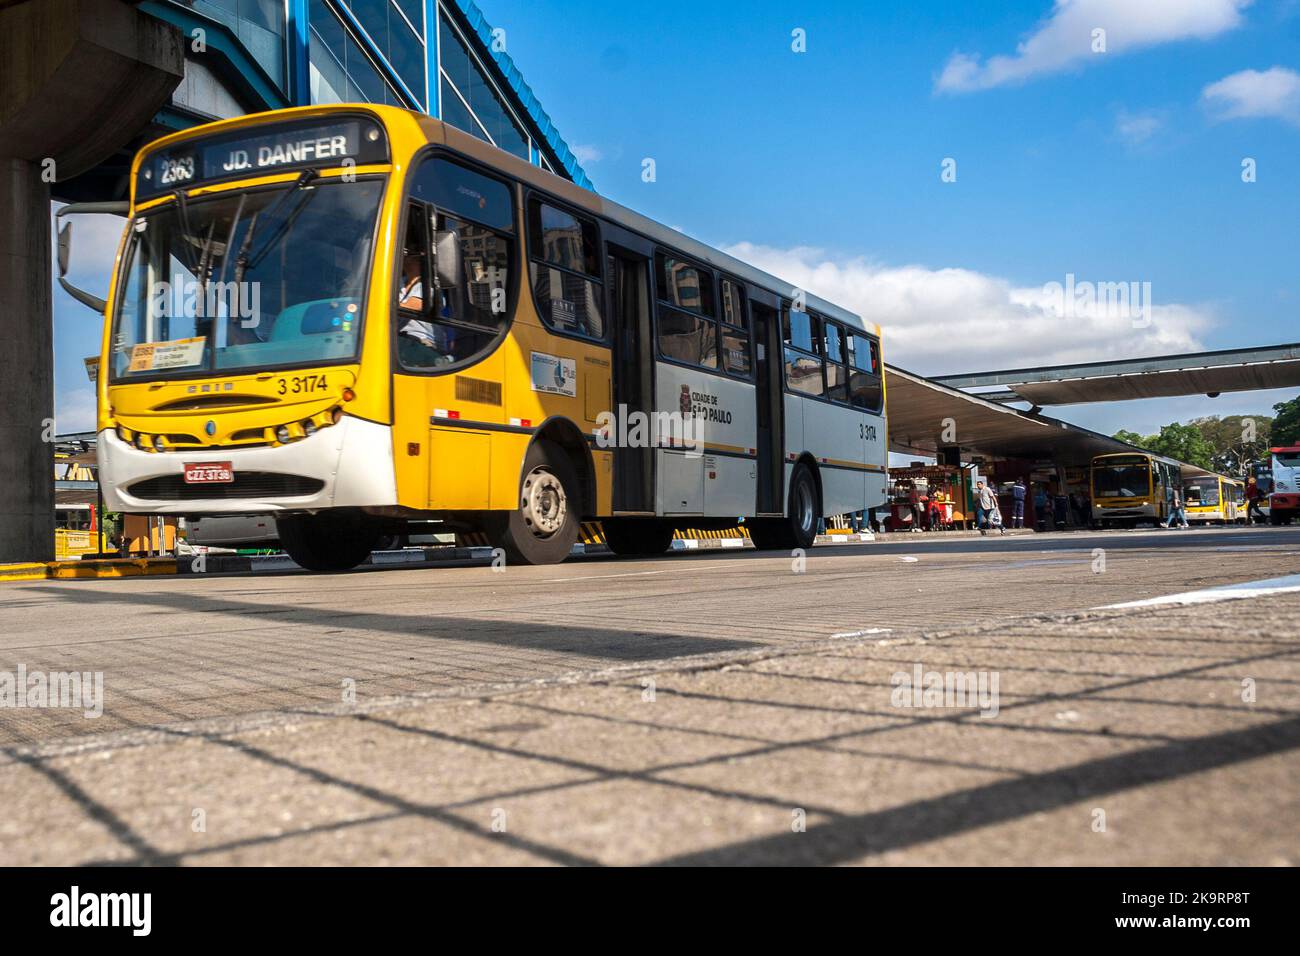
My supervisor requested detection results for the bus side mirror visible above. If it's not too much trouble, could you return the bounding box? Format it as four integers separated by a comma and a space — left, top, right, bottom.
55, 221, 109, 314
57, 222, 72, 277
434, 229, 461, 289
55, 201, 127, 315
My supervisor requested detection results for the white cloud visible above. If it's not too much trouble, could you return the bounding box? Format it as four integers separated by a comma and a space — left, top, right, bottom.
1202, 66, 1300, 124
1115, 108, 1165, 145
722, 243, 1215, 375
935, 0, 1252, 93
570, 144, 603, 165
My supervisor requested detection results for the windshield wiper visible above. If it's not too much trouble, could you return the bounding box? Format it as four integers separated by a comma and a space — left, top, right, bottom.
234, 169, 319, 284
171, 188, 203, 278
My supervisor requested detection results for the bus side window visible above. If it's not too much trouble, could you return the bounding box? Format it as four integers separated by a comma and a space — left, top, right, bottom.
527, 198, 604, 340
719, 279, 751, 378
655, 252, 718, 370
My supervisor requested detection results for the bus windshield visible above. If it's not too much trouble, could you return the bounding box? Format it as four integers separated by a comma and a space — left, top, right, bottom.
111, 177, 383, 380
1184, 483, 1219, 506
1093, 463, 1151, 498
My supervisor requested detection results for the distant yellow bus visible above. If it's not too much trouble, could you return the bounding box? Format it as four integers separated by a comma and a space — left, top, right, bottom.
1090, 452, 1179, 527
94, 105, 888, 569
1184, 475, 1244, 524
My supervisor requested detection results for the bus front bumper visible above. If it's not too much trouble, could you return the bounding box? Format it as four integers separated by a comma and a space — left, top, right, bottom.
1270, 494, 1299, 513
1094, 503, 1156, 519
98, 416, 398, 515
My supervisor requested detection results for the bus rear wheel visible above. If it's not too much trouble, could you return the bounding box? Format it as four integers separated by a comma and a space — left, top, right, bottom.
748, 463, 819, 551
602, 518, 675, 557
487, 440, 581, 565
276, 510, 381, 572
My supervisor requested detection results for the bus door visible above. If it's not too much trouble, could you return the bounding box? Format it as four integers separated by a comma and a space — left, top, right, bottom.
752, 300, 784, 515
606, 245, 655, 513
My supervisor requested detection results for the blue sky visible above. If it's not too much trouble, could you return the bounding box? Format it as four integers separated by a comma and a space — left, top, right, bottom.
53, 0, 1300, 437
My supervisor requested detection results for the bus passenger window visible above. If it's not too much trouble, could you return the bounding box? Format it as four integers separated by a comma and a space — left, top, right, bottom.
847, 333, 883, 412
527, 199, 604, 340
655, 252, 720, 370
659, 309, 718, 369
720, 279, 751, 378
781, 307, 825, 397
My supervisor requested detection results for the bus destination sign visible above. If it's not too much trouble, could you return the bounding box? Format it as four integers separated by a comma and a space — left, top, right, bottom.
138, 116, 389, 199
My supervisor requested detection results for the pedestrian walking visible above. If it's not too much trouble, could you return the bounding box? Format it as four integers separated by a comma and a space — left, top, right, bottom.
1246, 477, 1265, 525
976, 480, 997, 536
1163, 487, 1190, 529
988, 497, 1006, 535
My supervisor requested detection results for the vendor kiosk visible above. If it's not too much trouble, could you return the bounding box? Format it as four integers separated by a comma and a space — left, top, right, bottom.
887, 465, 974, 531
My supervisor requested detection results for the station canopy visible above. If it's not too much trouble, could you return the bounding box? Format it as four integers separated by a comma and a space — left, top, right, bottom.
884, 366, 1216, 480
930, 343, 1300, 406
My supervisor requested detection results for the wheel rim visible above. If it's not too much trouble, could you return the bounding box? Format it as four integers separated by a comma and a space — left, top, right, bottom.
521, 466, 567, 538
795, 478, 815, 535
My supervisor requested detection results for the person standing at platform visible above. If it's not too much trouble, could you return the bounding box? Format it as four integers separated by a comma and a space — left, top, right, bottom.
1034, 484, 1050, 530
1011, 478, 1026, 529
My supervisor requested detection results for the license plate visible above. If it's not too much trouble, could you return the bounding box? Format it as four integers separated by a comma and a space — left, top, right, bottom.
183, 462, 234, 484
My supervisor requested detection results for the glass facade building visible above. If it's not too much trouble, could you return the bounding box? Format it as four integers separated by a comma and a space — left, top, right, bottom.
146, 0, 592, 188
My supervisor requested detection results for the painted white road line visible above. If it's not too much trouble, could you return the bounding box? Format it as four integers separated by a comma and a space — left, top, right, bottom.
1096, 573, 1300, 610
832, 628, 893, 639
540, 569, 677, 584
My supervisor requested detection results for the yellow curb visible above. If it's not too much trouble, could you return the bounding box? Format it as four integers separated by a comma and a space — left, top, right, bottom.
0, 558, 178, 582
0, 563, 52, 582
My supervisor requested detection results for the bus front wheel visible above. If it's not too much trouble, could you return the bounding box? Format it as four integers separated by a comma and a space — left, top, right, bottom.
488, 441, 581, 565
276, 510, 381, 572
602, 518, 675, 557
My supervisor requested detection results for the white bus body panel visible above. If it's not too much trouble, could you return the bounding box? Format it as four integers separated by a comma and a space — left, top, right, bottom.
784, 393, 888, 517
653, 361, 757, 517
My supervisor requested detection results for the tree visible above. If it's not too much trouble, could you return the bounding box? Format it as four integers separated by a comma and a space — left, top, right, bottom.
1273, 395, 1300, 448
1143, 422, 1216, 470
1189, 414, 1273, 475
1112, 429, 1150, 449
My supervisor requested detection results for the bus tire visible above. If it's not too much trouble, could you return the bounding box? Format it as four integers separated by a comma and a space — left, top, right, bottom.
748, 463, 819, 551
602, 518, 674, 557
276, 510, 381, 572
488, 440, 581, 565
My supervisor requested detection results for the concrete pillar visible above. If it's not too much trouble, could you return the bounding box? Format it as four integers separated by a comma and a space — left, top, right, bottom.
0, 158, 55, 561
0, 0, 182, 562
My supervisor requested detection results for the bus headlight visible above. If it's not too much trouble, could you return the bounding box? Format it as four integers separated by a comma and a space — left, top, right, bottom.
275, 425, 291, 443
134, 433, 149, 451
153, 435, 167, 451
303, 420, 317, 436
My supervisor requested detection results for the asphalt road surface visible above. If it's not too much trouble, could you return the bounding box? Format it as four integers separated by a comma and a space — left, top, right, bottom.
1, 524, 1298, 864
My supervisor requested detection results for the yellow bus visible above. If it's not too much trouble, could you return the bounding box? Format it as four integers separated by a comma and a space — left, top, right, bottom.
1184, 474, 1244, 524
1090, 452, 1180, 527
92, 105, 888, 569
